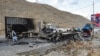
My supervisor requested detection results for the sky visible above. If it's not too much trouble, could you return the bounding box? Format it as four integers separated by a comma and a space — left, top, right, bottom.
26, 0, 100, 20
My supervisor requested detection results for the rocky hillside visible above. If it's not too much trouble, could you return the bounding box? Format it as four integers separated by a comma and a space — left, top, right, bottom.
0, 0, 90, 34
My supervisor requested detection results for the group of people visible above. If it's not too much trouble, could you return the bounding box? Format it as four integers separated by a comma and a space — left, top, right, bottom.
75, 23, 93, 37
73, 23, 93, 37
82, 23, 93, 37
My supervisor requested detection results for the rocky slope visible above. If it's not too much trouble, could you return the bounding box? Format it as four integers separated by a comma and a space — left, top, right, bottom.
0, 0, 90, 34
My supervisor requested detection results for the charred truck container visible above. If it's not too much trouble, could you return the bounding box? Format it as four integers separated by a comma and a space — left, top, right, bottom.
5, 17, 35, 39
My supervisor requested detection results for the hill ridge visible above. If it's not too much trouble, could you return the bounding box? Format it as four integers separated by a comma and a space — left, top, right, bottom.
0, 0, 90, 34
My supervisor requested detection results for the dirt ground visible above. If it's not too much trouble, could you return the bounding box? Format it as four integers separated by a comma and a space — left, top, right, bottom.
44, 40, 100, 56
44, 31, 100, 56
0, 36, 53, 56
0, 31, 100, 56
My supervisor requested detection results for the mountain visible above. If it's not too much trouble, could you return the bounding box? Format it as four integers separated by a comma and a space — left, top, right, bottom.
0, 0, 90, 34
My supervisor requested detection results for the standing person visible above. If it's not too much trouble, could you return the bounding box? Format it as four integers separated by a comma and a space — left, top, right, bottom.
82, 23, 93, 37
12, 30, 18, 42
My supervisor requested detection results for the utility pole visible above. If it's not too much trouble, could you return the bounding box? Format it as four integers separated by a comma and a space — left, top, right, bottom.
92, 0, 95, 39
93, 0, 94, 14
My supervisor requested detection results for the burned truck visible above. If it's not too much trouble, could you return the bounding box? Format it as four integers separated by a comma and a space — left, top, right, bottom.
5, 17, 35, 39
41, 23, 82, 42
5, 17, 82, 42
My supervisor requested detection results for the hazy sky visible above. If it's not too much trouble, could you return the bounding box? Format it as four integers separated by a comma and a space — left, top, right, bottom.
26, 0, 100, 20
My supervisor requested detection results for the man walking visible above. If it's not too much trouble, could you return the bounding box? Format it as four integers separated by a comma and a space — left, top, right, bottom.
12, 30, 18, 42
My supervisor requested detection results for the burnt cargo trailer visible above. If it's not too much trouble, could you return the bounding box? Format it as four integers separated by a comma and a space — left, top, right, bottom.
5, 17, 35, 39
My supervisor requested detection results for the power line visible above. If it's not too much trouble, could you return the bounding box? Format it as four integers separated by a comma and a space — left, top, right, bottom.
86, 7, 93, 18
70, 1, 99, 12
70, 4, 92, 12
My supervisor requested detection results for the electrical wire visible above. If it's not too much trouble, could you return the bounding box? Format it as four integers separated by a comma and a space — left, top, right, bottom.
70, 4, 92, 12
85, 6, 93, 19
